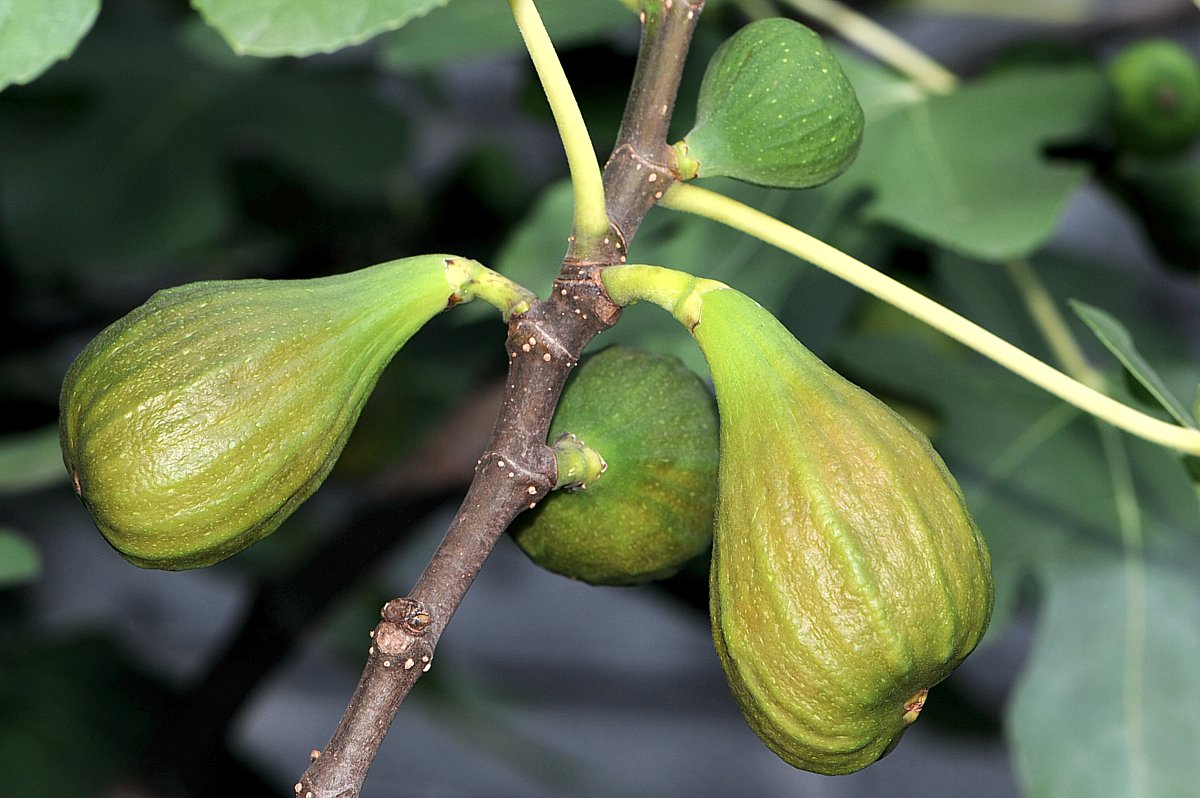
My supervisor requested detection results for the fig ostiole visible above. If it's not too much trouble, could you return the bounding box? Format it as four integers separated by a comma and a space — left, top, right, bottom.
60, 255, 521, 570
674, 18, 864, 189
602, 264, 994, 774
509, 346, 719, 587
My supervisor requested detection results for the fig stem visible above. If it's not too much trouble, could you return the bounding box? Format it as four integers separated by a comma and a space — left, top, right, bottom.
550, 432, 607, 489
602, 263, 726, 330
446, 258, 538, 320
779, 0, 958, 95
656, 181, 1200, 456
509, 0, 610, 250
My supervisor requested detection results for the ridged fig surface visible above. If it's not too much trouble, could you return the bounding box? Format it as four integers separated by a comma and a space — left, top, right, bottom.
60, 255, 462, 569
675, 18, 864, 189
692, 288, 993, 775
511, 346, 719, 586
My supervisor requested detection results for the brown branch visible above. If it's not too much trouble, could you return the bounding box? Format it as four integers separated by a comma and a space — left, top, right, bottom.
296, 3, 707, 795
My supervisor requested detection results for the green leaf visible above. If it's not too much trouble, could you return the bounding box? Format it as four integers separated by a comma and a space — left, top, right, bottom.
379, 0, 635, 70
0, 426, 66, 495
191, 0, 452, 57
0, 11, 412, 278
1010, 550, 1200, 798
0, 0, 99, 91
839, 63, 1108, 261
1070, 300, 1198, 429
0, 529, 41, 587
834, 251, 1200, 796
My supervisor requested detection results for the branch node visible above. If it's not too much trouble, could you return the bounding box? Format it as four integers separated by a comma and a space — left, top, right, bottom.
381, 597, 432, 635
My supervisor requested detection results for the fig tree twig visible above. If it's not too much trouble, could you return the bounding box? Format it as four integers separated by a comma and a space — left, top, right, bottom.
296, 1, 706, 794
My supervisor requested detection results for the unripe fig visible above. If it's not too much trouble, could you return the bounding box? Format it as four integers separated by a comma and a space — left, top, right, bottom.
60, 255, 481, 570
690, 286, 992, 774
1109, 39, 1200, 157
510, 346, 719, 586
673, 18, 864, 189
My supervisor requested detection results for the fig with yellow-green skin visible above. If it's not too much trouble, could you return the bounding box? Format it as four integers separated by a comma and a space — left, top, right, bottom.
510, 346, 719, 586
602, 266, 993, 774
60, 255, 505, 570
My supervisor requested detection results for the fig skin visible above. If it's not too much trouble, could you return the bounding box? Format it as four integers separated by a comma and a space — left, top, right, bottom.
60, 255, 466, 569
692, 288, 993, 775
675, 18, 864, 189
510, 346, 719, 586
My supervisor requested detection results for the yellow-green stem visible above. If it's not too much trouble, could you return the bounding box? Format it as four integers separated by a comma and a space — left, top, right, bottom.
1006, 258, 1149, 797
778, 0, 958, 94
508, 0, 609, 248
445, 259, 538, 320
660, 181, 1200, 456
1005, 259, 1103, 390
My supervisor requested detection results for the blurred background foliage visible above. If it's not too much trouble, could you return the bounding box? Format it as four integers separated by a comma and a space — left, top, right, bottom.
2, 0, 1200, 796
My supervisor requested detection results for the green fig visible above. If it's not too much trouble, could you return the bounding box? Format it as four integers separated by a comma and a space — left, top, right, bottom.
60, 255, 487, 570
697, 288, 992, 774
602, 266, 992, 774
1109, 39, 1200, 157
510, 346, 719, 586
673, 18, 864, 189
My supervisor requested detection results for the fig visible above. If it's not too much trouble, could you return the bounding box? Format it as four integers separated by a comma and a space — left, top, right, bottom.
1108, 39, 1200, 157
695, 287, 993, 774
673, 18, 864, 189
510, 346, 719, 586
601, 266, 992, 773
60, 255, 489, 570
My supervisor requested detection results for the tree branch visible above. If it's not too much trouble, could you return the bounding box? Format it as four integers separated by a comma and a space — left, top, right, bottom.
297, 2, 707, 794
600, 0, 706, 246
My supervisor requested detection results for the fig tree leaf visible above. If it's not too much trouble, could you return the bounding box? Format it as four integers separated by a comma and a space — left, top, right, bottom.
379, 0, 635, 70
0, 528, 41, 587
1069, 300, 1198, 429
0, 10, 411, 278
191, 0, 452, 56
1009, 550, 1200, 798
0, 0, 99, 91
838, 64, 1108, 261
0, 426, 66, 495
835, 251, 1200, 796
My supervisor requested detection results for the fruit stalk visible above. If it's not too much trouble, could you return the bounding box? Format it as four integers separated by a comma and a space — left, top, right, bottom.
658, 181, 1200, 456
509, 0, 610, 251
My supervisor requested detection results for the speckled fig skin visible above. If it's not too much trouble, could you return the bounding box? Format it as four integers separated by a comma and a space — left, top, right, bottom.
675, 18, 864, 189
692, 288, 993, 775
511, 346, 719, 586
60, 255, 465, 570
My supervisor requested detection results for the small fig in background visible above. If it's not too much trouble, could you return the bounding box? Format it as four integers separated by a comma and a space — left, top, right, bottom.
1108, 39, 1200, 157
60, 255, 477, 570
510, 346, 719, 586
673, 17, 864, 189
690, 286, 992, 774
